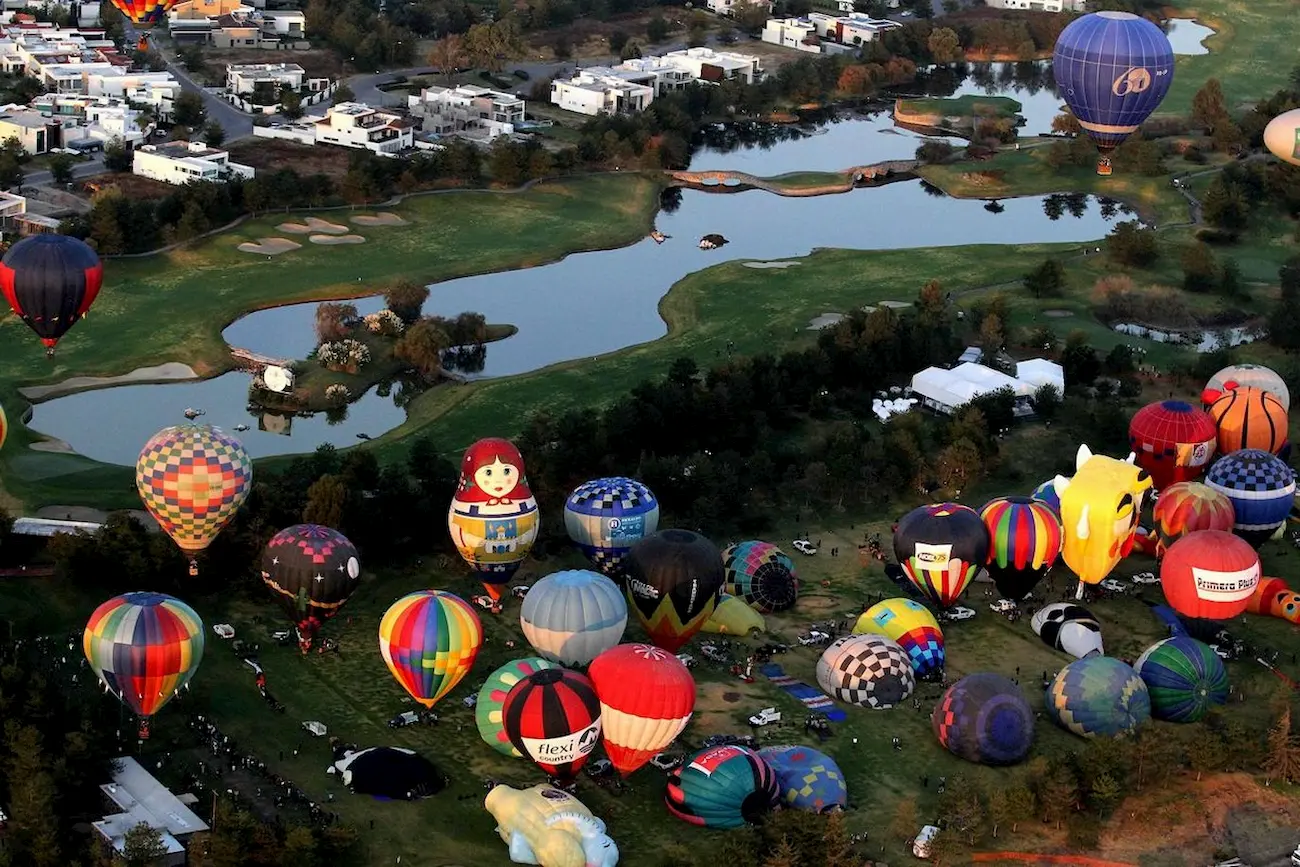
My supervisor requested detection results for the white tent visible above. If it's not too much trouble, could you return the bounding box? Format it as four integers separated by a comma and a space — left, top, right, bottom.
910, 362, 1033, 411
1016, 358, 1066, 394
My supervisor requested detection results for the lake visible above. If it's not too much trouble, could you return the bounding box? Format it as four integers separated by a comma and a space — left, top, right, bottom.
1165, 19, 1215, 56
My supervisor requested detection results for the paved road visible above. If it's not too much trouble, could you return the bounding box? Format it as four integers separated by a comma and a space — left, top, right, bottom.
24, 153, 107, 187
126, 23, 256, 142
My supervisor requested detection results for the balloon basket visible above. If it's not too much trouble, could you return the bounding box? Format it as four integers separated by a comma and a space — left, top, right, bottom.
45, 347, 54, 359
1096, 158, 1113, 177
138, 720, 151, 740
188, 559, 199, 577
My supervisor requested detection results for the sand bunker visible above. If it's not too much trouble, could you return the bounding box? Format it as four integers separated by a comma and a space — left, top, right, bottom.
807, 313, 845, 330
29, 439, 74, 454
19, 362, 199, 400
238, 237, 301, 256
351, 212, 407, 227
310, 234, 366, 245
878, 300, 912, 309
1043, 309, 1075, 318
743, 260, 801, 269
277, 217, 350, 235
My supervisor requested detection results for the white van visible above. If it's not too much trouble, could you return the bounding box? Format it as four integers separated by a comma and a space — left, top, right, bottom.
913, 825, 940, 859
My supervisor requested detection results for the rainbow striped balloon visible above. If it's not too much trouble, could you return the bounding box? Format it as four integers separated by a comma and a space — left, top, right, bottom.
83, 592, 205, 723
979, 497, 1063, 601
379, 590, 483, 709
0, 399, 7, 451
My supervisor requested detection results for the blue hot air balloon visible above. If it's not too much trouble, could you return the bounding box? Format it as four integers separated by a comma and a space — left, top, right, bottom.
1053, 11, 1174, 176
520, 570, 628, 666
564, 477, 661, 579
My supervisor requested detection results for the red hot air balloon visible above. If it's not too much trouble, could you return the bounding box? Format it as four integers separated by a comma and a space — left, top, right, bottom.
588, 643, 696, 777
1128, 400, 1217, 492
1160, 530, 1260, 621
1150, 481, 1235, 554
0, 234, 103, 356
501, 668, 603, 781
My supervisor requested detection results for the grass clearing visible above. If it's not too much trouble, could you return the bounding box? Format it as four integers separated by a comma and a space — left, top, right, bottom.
1162, 0, 1297, 114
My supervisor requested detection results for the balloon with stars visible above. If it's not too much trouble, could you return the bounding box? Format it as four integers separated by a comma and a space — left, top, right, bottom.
261, 524, 361, 652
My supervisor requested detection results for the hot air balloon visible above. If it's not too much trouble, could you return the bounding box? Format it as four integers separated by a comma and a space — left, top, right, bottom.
721, 541, 799, 613
110, 0, 185, 26
816, 635, 915, 709
564, 477, 660, 578
1150, 481, 1235, 554
1204, 449, 1296, 548
379, 590, 482, 709
665, 745, 780, 829
260, 524, 361, 653
1052, 444, 1153, 587
1133, 637, 1228, 723
83, 592, 204, 739
702, 594, 766, 636
1127, 400, 1217, 491
0, 234, 103, 356
501, 668, 603, 781
1031, 479, 1061, 514
1045, 656, 1151, 739
136, 424, 252, 576
979, 497, 1062, 602
1264, 108, 1300, 168
893, 503, 990, 608
1203, 364, 1290, 412
1031, 602, 1103, 659
588, 643, 695, 777
623, 530, 724, 653
447, 437, 539, 601
1248, 577, 1300, 624
852, 597, 944, 678
1207, 387, 1288, 456
758, 745, 847, 813
520, 569, 627, 667
0, 400, 7, 452
1052, 11, 1173, 176
1160, 530, 1260, 621
476, 657, 560, 758
932, 673, 1035, 766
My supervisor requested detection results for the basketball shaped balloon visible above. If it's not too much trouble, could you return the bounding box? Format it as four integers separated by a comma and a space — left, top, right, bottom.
1127, 400, 1217, 491
1207, 386, 1288, 456
1202, 364, 1290, 412
1160, 530, 1260, 621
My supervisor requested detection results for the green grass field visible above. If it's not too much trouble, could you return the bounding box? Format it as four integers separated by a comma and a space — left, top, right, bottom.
896, 95, 1023, 120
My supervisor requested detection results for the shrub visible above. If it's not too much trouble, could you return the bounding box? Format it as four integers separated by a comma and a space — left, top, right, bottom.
364, 309, 405, 336
317, 339, 371, 371
325, 383, 351, 403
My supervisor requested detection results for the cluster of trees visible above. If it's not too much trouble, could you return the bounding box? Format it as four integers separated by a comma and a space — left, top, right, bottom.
61, 181, 247, 254
1201, 158, 1300, 234
1267, 257, 1300, 351
1044, 115, 1165, 175
304, 0, 417, 69
877, 12, 1072, 65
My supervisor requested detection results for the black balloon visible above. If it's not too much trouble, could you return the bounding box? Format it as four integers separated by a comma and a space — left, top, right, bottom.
261, 524, 361, 649
623, 529, 725, 652
0, 234, 103, 351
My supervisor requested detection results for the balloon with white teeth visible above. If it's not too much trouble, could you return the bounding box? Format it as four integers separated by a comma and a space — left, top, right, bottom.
1052, 444, 1155, 587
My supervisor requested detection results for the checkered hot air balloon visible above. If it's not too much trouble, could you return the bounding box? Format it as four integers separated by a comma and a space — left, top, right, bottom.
83, 592, 204, 739
979, 497, 1062, 602
852, 597, 944, 678
1045, 656, 1150, 739
520, 570, 627, 666
261, 524, 361, 652
564, 477, 660, 579
379, 590, 482, 710
893, 503, 990, 608
501, 668, 603, 781
1150, 481, 1235, 554
623, 530, 724, 653
758, 745, 847, 813
136, 424, 252, 576
816, 635, 915, 709
1128, 400, 1218, 492
665, 745, 780, 829
589, 643, 695, 777
721, 541, 799, 614
1133, 637, 1228, 723
932, 673, 1035, 766
1204, 449, 1296, 549
475, 658, 560, 758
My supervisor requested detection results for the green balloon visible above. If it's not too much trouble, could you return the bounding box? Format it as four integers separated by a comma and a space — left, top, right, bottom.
475, 657, 559, 757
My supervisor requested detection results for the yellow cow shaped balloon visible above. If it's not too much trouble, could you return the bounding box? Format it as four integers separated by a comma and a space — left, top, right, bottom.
1052, 444, 1154, 586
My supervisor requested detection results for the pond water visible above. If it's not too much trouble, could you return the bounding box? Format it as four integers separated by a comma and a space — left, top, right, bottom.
1112, 322, 1260, 352
1165, 19, 1215, 56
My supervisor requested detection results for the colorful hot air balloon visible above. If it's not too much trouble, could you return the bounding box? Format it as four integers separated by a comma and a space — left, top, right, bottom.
447, 437, 539, 600
979, 496, 1062, 602
1031, 603, 1103, 659
564, 477, 660, 578
1133, 637, 1228, 723
0, 400, 6, 452
1264, 108, 1300, 168
1205, 449, 1296, 548
721, 541, 799, 613
260, 524, 361, 652
519, 569, 627, 666
379, 590, 482, 709
1045, 656, 1151, 739
893, 503, 990, 608
501, 668, 603, 781
702, 594, 766, 636
1207, 387, 1289, 456
588, 643, 695, 777
1052, 444, 1153, 586
111, 0, 184, 26
475, 657, 560, 758
852, 597, 944, 678
932, 673, 1035, 766
1127, 400, 1217, 491
83, 592, 204, 739
816, 635, 915, 709
1052, 11, 1173, 176
1031, 479, 1061, 514
758, 745, 847, 813
1203, 364, 1290, 412
136, 424, 252, 575
0, 234, 103, 356
1248, 577, 1300, 624
665, 745, 780, 829
623, 530, 724, 653
1150, 481, 1235, 554
1160, 530, 1260, 621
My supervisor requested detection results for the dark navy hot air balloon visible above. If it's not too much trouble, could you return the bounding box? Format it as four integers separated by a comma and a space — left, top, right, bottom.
0, 234, 103, 356
1053, 11, 1174, 176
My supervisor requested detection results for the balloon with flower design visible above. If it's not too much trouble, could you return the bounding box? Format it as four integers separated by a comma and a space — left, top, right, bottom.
447, 437, 540, 600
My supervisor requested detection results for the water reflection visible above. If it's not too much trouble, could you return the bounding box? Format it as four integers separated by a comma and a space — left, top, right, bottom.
1165, 19, 1214, 56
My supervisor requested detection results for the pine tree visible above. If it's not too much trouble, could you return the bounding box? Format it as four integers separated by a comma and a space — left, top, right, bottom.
889, 796, 919, 842
820, 810, 855, 867
1262, 707, 1300, 783
1037, 764, 1078, 829
761, 836, 798, 867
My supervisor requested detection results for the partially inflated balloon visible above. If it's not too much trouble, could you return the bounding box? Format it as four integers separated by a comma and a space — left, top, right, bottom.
1150, 482, 1235, 554
520, 569, 627, 666
261, 524, 361, 651
475, 657, 560, 757
447, 437, 539, 599
1046, 657, 1150, 739
623, 530, 724, 652
1264, 109, 1300, 168
1031, 479, 1061, 514
702, 595, 766, 636
589, 643, 695, 777
932, 673, 1035, 766
0, 234, 103, 355
817, 635, 915, 709
1203, 364, 1290, 412
1127, 400, 1217, 491
1052, 444, 1153, 585
379, 590, 482, 709
893, 503, 989, 608
758, 746, 847, 813
721, 541, 799, 613
665, 746, 779, 829
1133, 637, 1227, 723
1248, 577, 1300, 624
979, 497, 1062, 601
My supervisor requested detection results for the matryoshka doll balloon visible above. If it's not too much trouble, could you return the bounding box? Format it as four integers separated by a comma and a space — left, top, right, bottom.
448, 437, 540, 603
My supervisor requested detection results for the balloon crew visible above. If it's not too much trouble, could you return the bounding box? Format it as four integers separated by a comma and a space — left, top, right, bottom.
0, 234, 103, 358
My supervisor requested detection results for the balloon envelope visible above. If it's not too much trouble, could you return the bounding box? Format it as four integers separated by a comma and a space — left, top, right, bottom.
379, 590, 482, 709
1151, 481, 1235, 553
564, 476, 660, 578
1031, 602, 1103, 659
665, 745, 780, 829
1264, 108, 1300, 168
853, 597, 944, 677
893, 503, 990, 608
475, 657, 560, 758
0, 400, 6, 452
0, 233, 103, 350
1031, 479, 1061, 514
1046, 656, 1151, 739
1204, 449, 1296, 548
702, 595, 766, 636
623, 530, 724, 652
110, 0, 183, 25
816, 635, 915, 709
932, 673, 1035, 766
1204, 364, 1290, 411
260, 524, 361, 647
136, 425, 252, 556
1128, 400, 1217, 491
447, 437, 539, 595
979, 496, 1062, 601
1054, 445, 1153, 585
721, 541, 799, 613
502, 668, 603, 781
758, 745, 847, 813
520, 569, 627, 666
1160, 530, 1260, 620
589, 643, 695, 777
1133, 637, 1228, 723
1207, 387, 1288, 456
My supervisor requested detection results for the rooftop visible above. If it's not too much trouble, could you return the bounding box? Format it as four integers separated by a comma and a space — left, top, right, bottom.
11, 516, 100, 537
92, 757, 208, 848
144, 140, 227, 160
228, 62, 304, 75
0, 110, 51, 129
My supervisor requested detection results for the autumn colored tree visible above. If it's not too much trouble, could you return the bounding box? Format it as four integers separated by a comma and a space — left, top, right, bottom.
303, 474, 348, 528
384, 280, 430, 324
928, 27, 962, 63
314, 301, 357, 344
427, 35, 466, 85
395, 318, 451, 378
1262, 707, 1300, 783
837, 65, 872, 96
889, 795, 919, 842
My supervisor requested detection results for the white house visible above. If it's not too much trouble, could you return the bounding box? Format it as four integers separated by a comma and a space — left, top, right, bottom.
133, 141, 255, 185
908, 360, 1063, 416
705, 0, 773, 16
69, 101, 145, 149
226, 62, 304, 95
407, 84, 523, 140
93, 757, 208, 867
761, 17, 821, 52
660, 47, 763, 85
986, 0, 1085, 10
612, 56, 694, 95
83, 70, 181, 117
550, 68, 656, 116
253, 102, 414, 154
0, 108, 57, 153
808, 12, 902, 46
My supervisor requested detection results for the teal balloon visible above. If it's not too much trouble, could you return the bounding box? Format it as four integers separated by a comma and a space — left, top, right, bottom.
665, 745, 780, 829
1046, 657, 1150, 739
1133, 637, 1228, 723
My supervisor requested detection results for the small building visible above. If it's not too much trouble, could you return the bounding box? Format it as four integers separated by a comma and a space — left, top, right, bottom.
10, 515, 101, 536
705, 0, 773, 16
807, 11, 902, 46
226, 62, 305, 95
83, 70, 181, 116
93, 757, 208, 867
761, 17, 822, 52
985, 0, 1085, 10
613, 56, 694, 95
132, 141, 256, 185
660, 47, 763, 85
0, 109, 59, 154
908, 361, 1055, 416
407, 84, 524, 140
549, 68, 655, 116
1016, 358, 1066, 394
313, 102, 414, 154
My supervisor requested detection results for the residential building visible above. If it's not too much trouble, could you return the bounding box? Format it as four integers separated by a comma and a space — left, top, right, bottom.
226, 62, 304, 95
258, 10, 306, 36
705, 0, 773, 16
549, 68, 655, 116
33, 95, 146, 148
761, 17, 822, 52
807, 11, 902, 46
407, 84, 524, 140
986, 0, 1085, 10
93, 757, 209, 867
0, 108, 58, 153
253, 102, 415, 153
0, 190, 25, 230
612, 56, 693, 95
83, 69, 181, 116
132, 140, 256, 185
660, 47, 763, 84
168, 3, 305, 44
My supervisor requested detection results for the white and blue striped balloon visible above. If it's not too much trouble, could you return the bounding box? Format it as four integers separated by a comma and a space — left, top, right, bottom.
520, 570, 627, 666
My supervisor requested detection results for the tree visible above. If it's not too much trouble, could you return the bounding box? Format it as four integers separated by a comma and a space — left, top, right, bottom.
938, 775, 986, 845
1004, 781, 1036, 832
1051, 112, 1082, 135
121, 822, 169, 867
619, 40, 643, 62
303, 474, 348, 527
928, 27, 962, 63
1181, 241, 1219, 292
916, 140, 955, 163
889, 795, 919, 842
103, 136, 131, 171
928, 829, 966, 867
1262, 707, 1300, 784
1105, 219, 1158, 267
1190, 78, 1229, 132
1268, 256, 1300, 350
986, 787, 1012, 839
315, 302, 357, 343
427, 35, 466, 86
760, 837, 798, 867
463, 19, 523, 73
820, 811, 854, 867
732, 0, 771, 31
1023, 258, 1065, 297
646, 16, 670, 43
608, 29, 630, 54
201, 119, 225, 147
394, 318, 450, 378
1185, 730, 1224, 781
172, 91, 205, 127
280, 826, 317, 863
1037, 763, 1078, 829
1031, 383, 1061, 420
1219, 257, 1243, 297
384, 280, 430, 324
836, 65, 872, 96
47, 153, 74, 185
280, 86, 303, 120
1202, 176, 1249, 230
1088, 772, 1123, 816
333, 81, 355, 103
5, 727, 60, 867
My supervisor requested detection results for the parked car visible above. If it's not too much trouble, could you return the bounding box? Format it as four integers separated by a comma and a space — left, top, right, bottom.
990, 599, 1018, 614
792, 539, 817, 556
462, 694, 478, 708
511, 585, 531, 599
1132, 571, 1159, 585
302, 720, 327, 737
748, 707, 781, 727
471, 595, 502, 612
390, 711, 421, 728
798, 630, 831, 646
912, 825, 940, 858
650, 752, 684, 772
675, 653, 697, 669
213, 624, 235, 639
1100, 578, 1128, 593
701, 734, 758, 750
943, 606, 976, 622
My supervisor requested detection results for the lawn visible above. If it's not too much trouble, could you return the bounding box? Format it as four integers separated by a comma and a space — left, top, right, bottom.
895, 94, 1023, 121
